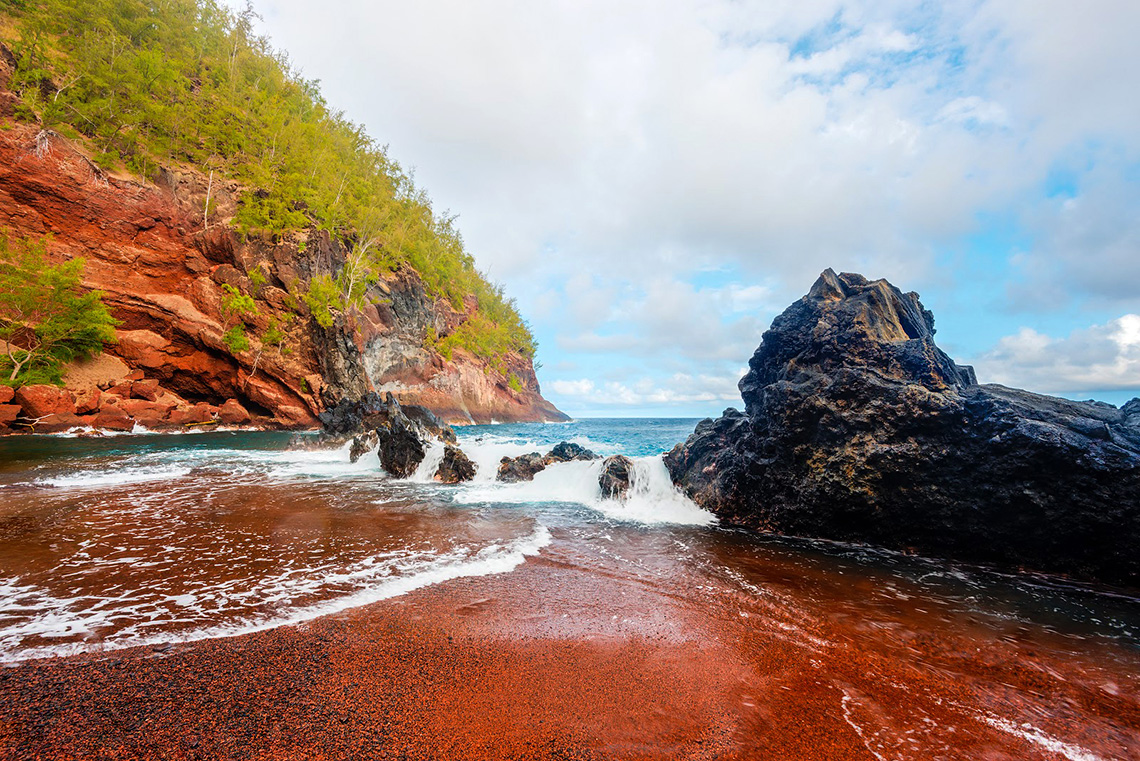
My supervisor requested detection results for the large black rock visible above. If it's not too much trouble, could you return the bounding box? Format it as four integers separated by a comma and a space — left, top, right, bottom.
665, 269, 1140, 585
318, 391, 457, 478
318, 391, 456, 444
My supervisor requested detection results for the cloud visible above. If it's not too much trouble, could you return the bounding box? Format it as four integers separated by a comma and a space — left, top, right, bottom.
973, 315, 1140, 394
238, 0, 1140, 413
556, 276, 771, 364
550, 371, 745, 408
1008, 162, 1140, 309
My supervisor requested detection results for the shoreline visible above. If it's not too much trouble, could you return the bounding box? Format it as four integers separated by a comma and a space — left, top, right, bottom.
2, 527, 1137, 760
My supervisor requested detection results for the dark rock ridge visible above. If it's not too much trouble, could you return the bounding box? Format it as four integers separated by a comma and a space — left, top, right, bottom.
665, 269, 1140, 586
319, 392, 455, 444
497, 453, 548, 484
496, 441, 600, 483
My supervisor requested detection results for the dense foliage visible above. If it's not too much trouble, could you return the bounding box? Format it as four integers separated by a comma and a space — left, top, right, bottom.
0, 232, 119, 386
0, 0, 536, 364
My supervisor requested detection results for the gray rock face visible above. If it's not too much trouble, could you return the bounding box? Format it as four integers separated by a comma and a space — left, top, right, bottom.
664, 269, 1140, 585
598, 455, 634, 499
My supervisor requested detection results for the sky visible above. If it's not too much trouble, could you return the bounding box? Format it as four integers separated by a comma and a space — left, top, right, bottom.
234, 0, 1140, 418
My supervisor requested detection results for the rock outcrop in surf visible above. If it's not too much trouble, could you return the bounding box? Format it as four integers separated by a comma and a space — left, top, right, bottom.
319, 392, 458, 479
496, 442, 599, 483
665, 269, 1140, 585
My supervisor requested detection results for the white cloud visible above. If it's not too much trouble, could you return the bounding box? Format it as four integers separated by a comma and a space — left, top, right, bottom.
238, 0, 1140, 410
1009, 163, 1140, 308
550, 372, 745, 408
973, 315, 1140, 393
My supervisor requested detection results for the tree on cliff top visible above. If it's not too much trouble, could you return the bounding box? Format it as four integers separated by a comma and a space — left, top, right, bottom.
0, 232, 119, 386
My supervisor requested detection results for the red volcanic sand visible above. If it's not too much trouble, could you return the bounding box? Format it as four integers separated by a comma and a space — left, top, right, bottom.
1, 531, 1138, 760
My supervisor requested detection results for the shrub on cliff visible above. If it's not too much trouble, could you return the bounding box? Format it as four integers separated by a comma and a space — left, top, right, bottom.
0, 233, 119, 386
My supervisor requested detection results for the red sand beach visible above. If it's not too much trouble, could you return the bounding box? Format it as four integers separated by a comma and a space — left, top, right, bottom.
2, 526, 1137, 760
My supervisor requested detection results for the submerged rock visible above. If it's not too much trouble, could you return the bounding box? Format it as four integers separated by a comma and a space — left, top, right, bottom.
497, 453, 547, 483
436, 446, 477, 484
598, 455, 634, 499
665, 269, 1140, 586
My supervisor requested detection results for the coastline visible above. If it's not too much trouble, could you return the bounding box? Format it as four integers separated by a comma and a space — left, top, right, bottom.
3, 527, 1136, 760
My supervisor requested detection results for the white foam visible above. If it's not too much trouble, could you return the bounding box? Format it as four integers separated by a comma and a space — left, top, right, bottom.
979, 715, 1106, 761
407, 440, 447, 482
593, 457, 717, 527
34, 465, 194, 489
0, 524, 552, 663
453, 455, 716, 527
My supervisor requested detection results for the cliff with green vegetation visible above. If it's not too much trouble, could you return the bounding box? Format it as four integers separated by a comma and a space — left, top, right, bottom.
0, 0, 565, 429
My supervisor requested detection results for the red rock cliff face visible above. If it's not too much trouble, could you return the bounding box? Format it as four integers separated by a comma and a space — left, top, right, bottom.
0, 117, 565, 426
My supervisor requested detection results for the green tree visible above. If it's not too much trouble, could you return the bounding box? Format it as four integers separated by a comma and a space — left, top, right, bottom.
219, 282, 257, 353
0, 232, 119, 385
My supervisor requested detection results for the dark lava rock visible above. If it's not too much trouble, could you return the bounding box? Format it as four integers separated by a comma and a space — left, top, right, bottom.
318, 392, 460, 478
348, 431, 378, 463
318, 391, 456, 444
436, 446, 477, 483
544, 441, 598, 463
665, 269, 1140, 586
497, 453, 547, 483
598, 455, 634, 499
375, 418, 425, 478
496, 442, 601, 482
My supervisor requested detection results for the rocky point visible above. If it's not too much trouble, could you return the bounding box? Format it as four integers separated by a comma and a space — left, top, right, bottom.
665, 269, 1140, 586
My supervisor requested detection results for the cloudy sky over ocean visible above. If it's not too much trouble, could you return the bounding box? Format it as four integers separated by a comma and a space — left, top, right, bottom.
237, 0, 1140, 417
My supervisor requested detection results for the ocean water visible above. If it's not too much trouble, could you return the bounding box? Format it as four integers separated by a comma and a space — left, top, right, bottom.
0, 419, 710, 662
1, 419, 1139, 757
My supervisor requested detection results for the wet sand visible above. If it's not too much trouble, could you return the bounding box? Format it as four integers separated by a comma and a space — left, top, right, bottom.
2, 527, 1139, 760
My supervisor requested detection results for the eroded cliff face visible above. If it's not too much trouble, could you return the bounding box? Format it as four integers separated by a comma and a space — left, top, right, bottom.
665, 269, 1140, 585
0, 117, 564, 426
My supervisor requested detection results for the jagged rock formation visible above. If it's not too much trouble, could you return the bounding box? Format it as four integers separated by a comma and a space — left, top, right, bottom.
496, 441, 601, 483
665, 269, 1140, 586
0, 112, 565, 427
319, 392, 452, 478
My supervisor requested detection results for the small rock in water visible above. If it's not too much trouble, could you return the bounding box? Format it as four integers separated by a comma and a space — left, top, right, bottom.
599, 455, 634, 499
349, 431, 378, 463
544, 441, 598, 464
435, 446, 477, 483
497, 453, 547, 483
